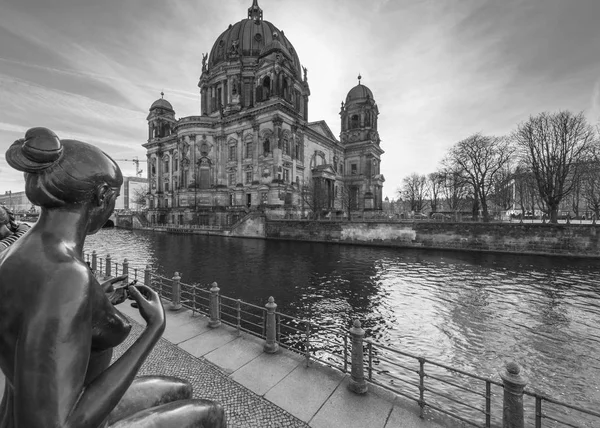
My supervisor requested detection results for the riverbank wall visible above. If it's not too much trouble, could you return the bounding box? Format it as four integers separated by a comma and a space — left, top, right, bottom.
265, 220, 600, 257
116, 213, 600, 258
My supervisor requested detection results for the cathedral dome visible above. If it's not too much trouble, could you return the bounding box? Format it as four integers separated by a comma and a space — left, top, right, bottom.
207, 1, 302, 77
345, 83, 374, 105
149, 95, 174, 112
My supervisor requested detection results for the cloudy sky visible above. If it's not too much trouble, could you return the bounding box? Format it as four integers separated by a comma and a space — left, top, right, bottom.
1, 0, 599, 198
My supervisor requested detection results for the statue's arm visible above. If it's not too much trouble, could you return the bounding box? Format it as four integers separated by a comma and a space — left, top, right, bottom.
13, 266, 163, 428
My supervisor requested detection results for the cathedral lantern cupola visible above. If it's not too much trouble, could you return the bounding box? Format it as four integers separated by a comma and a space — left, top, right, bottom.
146, 92, 177, 141
248, 0, 263, 21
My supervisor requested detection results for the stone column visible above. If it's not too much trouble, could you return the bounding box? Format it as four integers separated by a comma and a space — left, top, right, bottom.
157, 151, 163, 195
236, 132, 243, 189
190, 135, 197, 189
348, 320, 367, 394
170, 272, 182, 311
263, 296, 279, 353
499, 362, 527, 428
169, 151, 174, 208
200, 87, 208, 116
208, 282, 221, 328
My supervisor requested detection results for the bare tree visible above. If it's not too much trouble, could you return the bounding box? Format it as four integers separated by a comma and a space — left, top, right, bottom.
443, 133, 514, 222
336, 181, 358, 221
301, 178, 332, 219
514, 111, 596, 223
513, 165, 539, 217
399, 173, 429, 213
580, 144, 600, 219
428, 172, 444, 213
131, 186, 149, 211
488, 165, 514, 215
440, 168, 470, 215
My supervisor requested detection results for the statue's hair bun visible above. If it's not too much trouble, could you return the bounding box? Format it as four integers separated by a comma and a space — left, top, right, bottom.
5, 127, 63, 173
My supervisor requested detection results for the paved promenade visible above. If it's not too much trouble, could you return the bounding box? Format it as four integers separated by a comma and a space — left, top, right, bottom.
0, 302, 460, 428
116, 302, 459, 428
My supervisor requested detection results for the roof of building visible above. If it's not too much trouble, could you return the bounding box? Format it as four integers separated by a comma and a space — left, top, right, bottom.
308, 121, 338, 142
149, 94, 174, 112
345, 83, 374, 104
207, 1, 302, 77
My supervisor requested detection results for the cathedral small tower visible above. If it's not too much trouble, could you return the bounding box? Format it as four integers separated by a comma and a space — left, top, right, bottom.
146, 92, 176, 141
340, 74, 379, 139
340, 76, 384, 210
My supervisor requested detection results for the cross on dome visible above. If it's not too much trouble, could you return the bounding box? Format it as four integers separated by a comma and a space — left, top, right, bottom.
358, 73, 362, 85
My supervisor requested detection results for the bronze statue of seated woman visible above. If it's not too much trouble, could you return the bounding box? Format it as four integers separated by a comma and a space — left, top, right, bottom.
0, 128, 226, 428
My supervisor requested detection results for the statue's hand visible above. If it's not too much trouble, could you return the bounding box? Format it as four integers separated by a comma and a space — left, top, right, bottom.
104, 275, 129, 305
128, 284, 165, 329
102, 274, 128, 293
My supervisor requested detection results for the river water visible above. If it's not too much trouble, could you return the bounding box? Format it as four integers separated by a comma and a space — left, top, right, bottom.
86, 228, 600, 426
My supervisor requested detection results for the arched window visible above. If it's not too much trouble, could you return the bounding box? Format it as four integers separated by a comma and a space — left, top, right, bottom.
199, 166, 210, 189
263, 76, 271, 99
282, 78, 289, 101
263, 138, 270, 156
351, 114, 360, 129
246, 141, 253, 158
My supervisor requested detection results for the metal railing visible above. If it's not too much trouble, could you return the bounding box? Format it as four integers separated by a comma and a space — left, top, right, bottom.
144, 223, 228, 232
87, 250, 600, 428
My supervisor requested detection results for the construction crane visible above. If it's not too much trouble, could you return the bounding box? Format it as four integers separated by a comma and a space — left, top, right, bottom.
114, 157, 147, 177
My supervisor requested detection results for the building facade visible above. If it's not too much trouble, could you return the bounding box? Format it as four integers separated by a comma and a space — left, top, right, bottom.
0, 191, 36, 214
144, 0, 384, 226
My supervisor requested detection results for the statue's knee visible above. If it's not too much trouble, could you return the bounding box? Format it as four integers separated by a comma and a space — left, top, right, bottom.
169, 378, 192, 400
188, 400, 226, 426
208, 401, 226, 427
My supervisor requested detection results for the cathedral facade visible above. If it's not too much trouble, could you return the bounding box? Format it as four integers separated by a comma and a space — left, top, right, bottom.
144, 0, 384, 225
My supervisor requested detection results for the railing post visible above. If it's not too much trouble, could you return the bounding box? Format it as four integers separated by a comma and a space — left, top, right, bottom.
305, 323, 311, 367
418, 357, 425, 418
105, 254, 111, 277
171, 272, 182, 311
91, 250, 97, 272
263, 296, 279, 354
144, 265, 152, 289
500, 361, 528, 428
122, 258, 129, 276
236, 299, 241, 336
348, 320, 367, 394
208, 282, 221, 328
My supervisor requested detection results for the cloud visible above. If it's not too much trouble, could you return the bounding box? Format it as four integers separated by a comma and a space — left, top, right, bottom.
591, 79, 600, 125
1, 0, 599, 198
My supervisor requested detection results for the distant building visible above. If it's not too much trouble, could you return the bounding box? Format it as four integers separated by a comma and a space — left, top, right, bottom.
143, 0, 384, 225
0, 191, 37, 213
115, 177, 148, 211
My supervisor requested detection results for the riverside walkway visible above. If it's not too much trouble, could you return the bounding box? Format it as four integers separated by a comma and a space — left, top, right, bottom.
114, 302, 453, 428
0, 302, 451, 428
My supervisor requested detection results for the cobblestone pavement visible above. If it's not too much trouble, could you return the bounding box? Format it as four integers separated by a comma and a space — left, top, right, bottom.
113, 319, 310, 428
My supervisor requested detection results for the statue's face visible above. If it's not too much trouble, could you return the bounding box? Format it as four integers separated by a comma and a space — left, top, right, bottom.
88, 187, 119, 235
